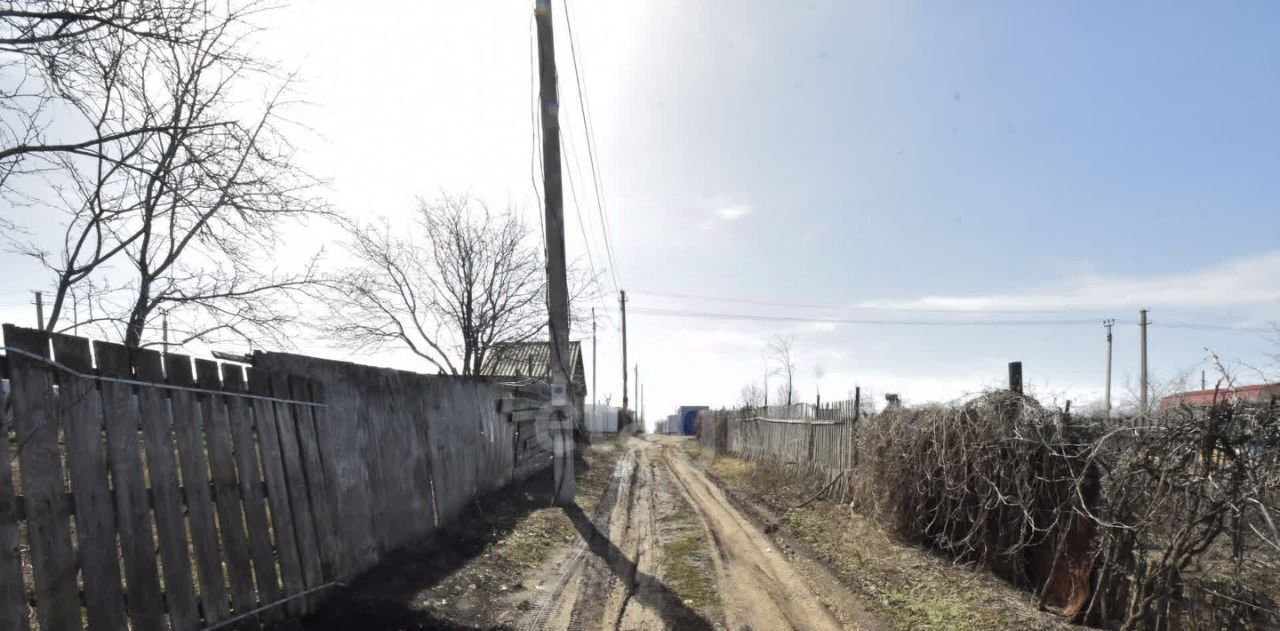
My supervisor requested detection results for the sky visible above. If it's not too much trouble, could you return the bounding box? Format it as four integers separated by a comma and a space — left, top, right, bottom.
3, 1, 1279, 427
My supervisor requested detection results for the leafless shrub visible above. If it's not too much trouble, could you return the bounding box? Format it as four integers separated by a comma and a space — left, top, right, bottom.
852, 393, 1280, 630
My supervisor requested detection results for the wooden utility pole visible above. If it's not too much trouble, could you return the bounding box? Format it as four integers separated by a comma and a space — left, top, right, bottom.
591, 308, 597, 415
534, 0, 574, 506
634, 363, 639, 419
1103, 319, 1114, 417
34, 291, 43, 330
763, 362, 768, 409
1008, 361, 1023, 395
1139, 309, 1149, 417
620, 290, 629, 415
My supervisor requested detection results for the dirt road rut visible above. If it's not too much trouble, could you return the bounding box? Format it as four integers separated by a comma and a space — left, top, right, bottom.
522, 436, 876, 631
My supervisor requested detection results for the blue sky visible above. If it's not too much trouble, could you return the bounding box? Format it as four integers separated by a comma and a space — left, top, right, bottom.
3, 1, 1278, 422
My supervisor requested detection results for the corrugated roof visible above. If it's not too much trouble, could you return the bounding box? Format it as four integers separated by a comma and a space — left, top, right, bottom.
479, 341, 584, 388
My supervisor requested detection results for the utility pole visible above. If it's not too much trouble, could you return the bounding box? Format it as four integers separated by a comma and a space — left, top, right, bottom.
763, 360, 769, 409
640, 383, 644, 427
162, 310, 170, 354
1139, 309, 1149, 418
34, 291, 43, 330
1103, 319, 1114, 417
534, 0, 574, 506
634, 363, 639, 417
591, 308, 597, 420
620, 290, 629, 416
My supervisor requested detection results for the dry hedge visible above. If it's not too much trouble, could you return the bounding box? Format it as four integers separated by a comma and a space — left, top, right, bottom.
849, 392, 1280, 630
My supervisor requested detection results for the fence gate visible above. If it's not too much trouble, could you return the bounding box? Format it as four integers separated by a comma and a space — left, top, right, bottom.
0, 325, 339, 631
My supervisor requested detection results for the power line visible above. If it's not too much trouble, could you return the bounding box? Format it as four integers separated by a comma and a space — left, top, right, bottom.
630, 305, 1274, 333
631, 306, 1110, 327
631, 288, 1109, 314
1158, 321, 1274, 334
528, 13, 546, 249
630, 289, 1280, 328
562, 124, 616, 328
561, 0, 621, 292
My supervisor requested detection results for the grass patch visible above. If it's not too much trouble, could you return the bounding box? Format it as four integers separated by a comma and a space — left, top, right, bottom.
661, 534, 715, 612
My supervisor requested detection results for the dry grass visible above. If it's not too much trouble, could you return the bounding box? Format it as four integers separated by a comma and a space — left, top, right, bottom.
710, 455, 1074, 631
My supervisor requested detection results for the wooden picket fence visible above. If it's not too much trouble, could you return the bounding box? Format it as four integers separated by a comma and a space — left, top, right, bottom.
0, 325, 557, 631
1, 325, 337, 631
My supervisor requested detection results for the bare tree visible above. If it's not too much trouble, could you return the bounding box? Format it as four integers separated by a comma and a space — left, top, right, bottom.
738, 382, 764, 411
6, 1, 325, 349
321, 195, 593, 376
0, 1, 240, 190
767, 334, 796, 407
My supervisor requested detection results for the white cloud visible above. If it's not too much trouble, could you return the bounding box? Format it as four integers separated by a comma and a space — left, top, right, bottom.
715, 204, 751, 221
858, 251, 1280, 314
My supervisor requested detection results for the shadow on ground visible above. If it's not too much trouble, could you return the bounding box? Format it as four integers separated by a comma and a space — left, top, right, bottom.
293, 455, 593, 631
561, 503, 715, 631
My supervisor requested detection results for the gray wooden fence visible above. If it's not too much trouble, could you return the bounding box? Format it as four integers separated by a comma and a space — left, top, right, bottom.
252, 352, 553, 577
699, 398, 862, 497
0, 326, 553, 631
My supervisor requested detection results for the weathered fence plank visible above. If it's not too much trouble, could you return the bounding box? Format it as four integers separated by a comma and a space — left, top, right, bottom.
95, 341, 167, 631
196, 358, 258, 626
222, 362, 282, 621
4, 325, 80, 631
289, 376, 340, 580
268, 373, 324, 596
0, 351, 29, 631
50, 334, 127, 631
166, 352, 231, 625
248, 368, 306, 616
134, 348, 200, 630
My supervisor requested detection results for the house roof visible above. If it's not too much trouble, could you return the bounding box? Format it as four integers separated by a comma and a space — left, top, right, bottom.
1160, 382, 1280, 407
479, 340, 585, 389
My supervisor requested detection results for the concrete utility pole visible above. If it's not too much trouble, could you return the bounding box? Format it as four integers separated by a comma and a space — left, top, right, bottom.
620, 290, 629, 415
1103, 319, 1114, 417
1139, 309, 1149, 418
34, 291, 43, 330
534, 0, 574, 505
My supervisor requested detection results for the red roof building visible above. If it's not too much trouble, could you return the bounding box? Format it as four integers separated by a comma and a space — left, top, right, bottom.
1160, 382, 1280, 409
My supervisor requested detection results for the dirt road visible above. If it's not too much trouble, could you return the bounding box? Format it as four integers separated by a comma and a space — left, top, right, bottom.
521, 436, 880, 631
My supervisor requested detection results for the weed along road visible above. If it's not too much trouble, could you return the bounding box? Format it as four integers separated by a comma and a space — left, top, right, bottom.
520, 435, 883, 631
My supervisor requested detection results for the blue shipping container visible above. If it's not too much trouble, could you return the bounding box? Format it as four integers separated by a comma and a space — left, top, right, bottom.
677, 406, 709, 435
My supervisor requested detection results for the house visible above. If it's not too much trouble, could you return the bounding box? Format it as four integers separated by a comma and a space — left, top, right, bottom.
479, 341, 587, 418
1160, 382, 1280, 409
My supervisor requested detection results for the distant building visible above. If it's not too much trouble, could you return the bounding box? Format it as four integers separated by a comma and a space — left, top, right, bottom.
1161, 382, 1280, 409
583, 404, 620, 433
479, 341, 587, 419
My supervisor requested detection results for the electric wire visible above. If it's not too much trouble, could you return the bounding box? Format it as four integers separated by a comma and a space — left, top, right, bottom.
629, 306, 1274, 333
561, 0, 621, 293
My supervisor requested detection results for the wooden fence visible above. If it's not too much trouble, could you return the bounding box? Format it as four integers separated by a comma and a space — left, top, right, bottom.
0, 326, 553, 631
252, 352, 552, 576
698, 398, 863, 497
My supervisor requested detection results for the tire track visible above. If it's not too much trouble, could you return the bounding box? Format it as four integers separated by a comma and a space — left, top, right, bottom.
662, 445, 846, 631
